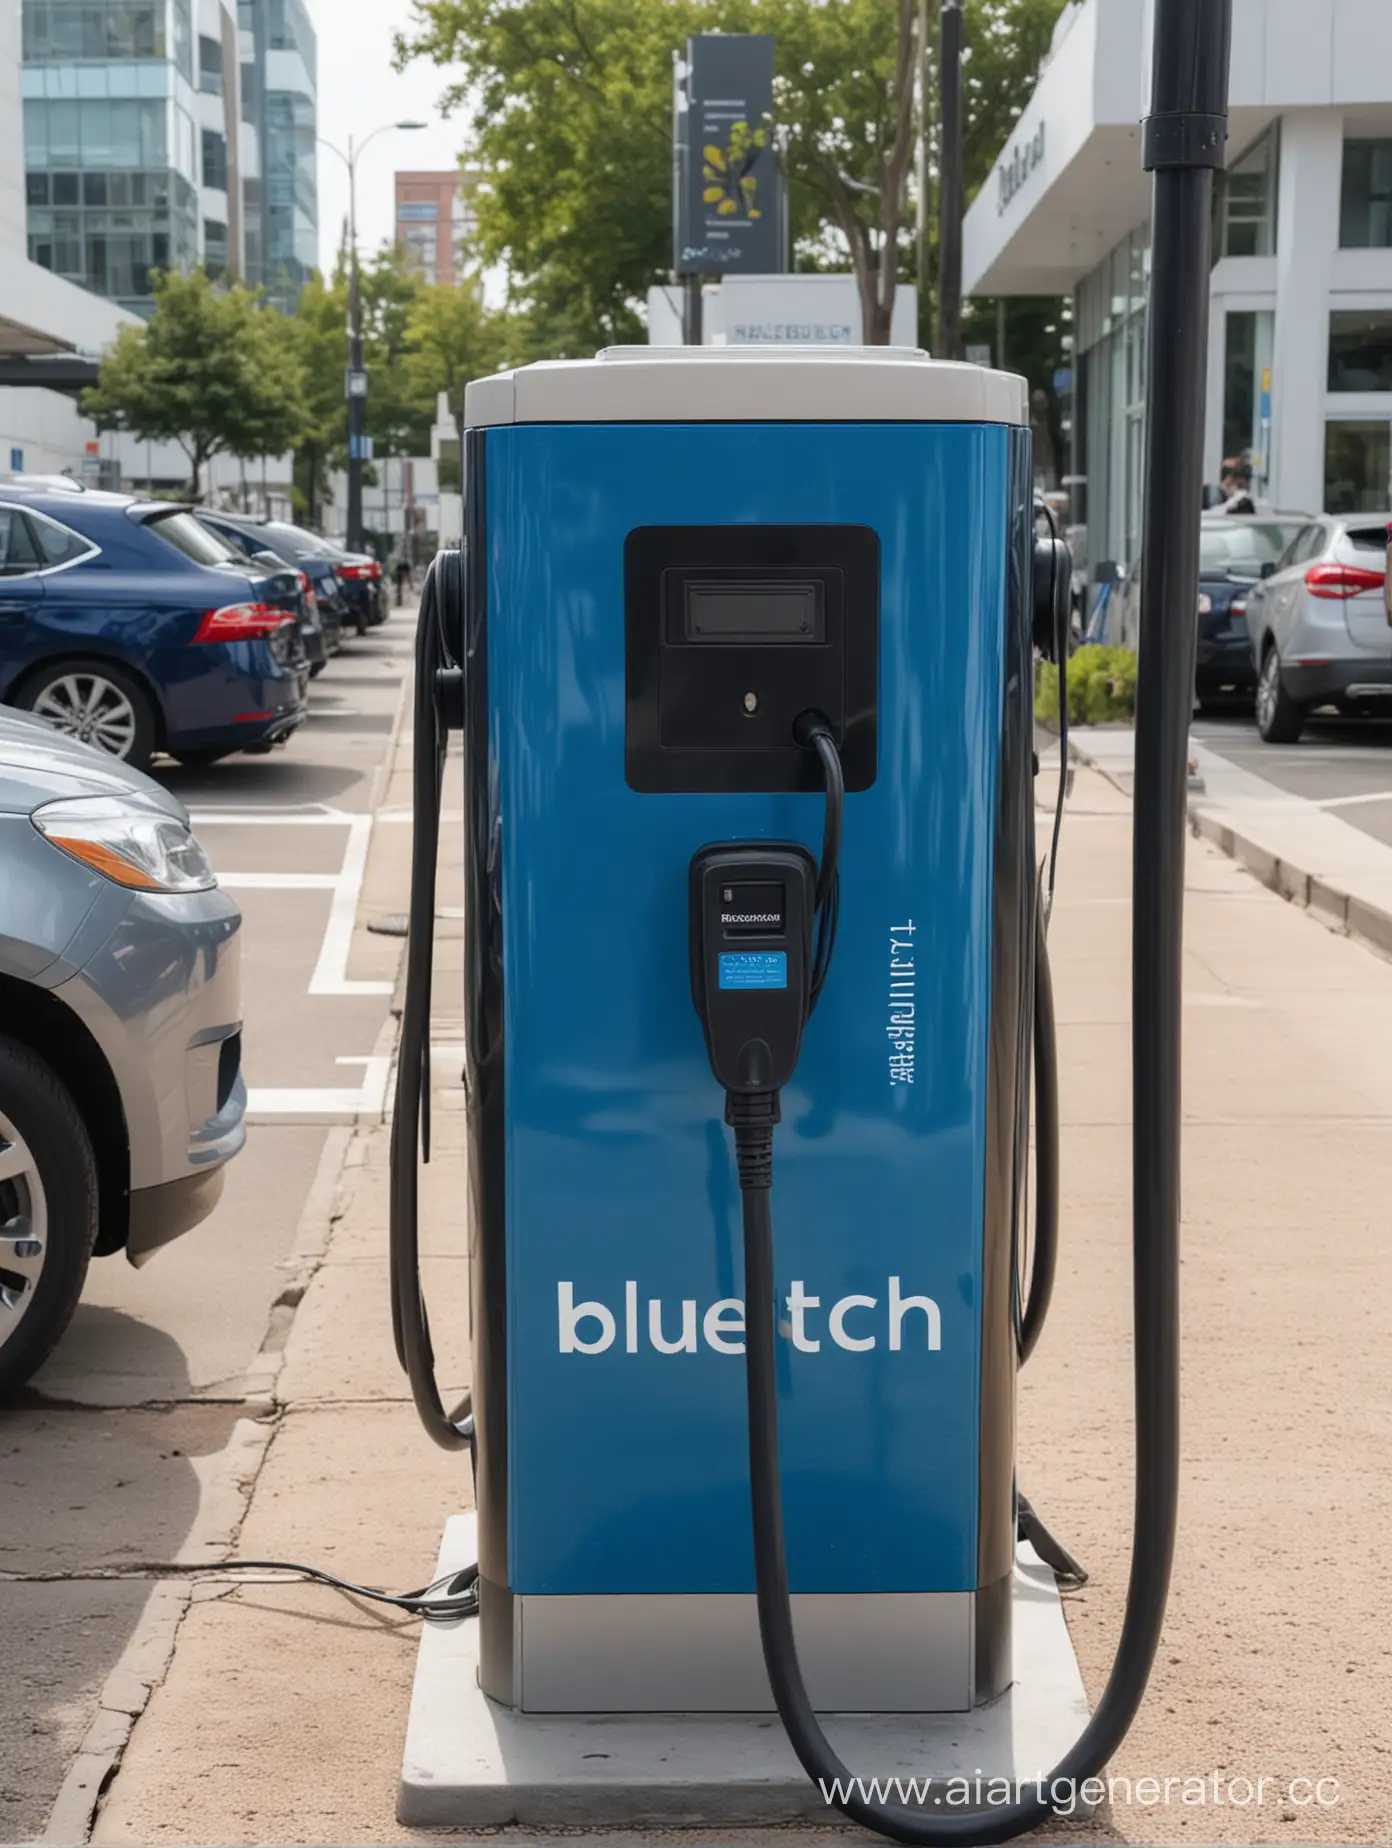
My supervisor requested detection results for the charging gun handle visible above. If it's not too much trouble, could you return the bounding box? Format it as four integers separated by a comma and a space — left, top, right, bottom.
389, 548, 473, 1453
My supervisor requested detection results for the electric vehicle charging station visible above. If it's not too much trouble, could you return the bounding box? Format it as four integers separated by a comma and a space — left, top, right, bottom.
390, 5, 1232, 1828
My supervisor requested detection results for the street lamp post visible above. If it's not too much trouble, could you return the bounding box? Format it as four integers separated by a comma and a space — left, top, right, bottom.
318, 120, 426, 552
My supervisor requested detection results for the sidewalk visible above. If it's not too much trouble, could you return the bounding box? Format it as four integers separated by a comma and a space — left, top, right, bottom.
85, 759, 1392, 1845
1075, 725, 1392, 961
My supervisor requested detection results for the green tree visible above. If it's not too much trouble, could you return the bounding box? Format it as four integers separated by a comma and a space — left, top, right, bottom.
82, 269, 305, 497
404, 278, 517, 443
398, 0, 1066, 354
290, 269, 351, 525
359, 246, 435, 461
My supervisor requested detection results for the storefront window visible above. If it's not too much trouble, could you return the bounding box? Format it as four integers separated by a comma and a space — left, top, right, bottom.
1223, 309, 1274, 486
1324, 422, 1392, 514
1217, 129, 1278, 258
1340, 140, 1392, 249
1328, 311, 1392, 391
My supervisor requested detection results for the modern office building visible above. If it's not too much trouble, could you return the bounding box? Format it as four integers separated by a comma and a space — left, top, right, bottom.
964, 0, 1392, 575
18, 0, 315, 315
237, 0, 317, 306
395, 167, 479, 286
2, 3, 137, 476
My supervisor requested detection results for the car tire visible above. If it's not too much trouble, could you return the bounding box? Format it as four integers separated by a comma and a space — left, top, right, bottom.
1255, 643, 1304, 744
0, 1036, 99, 1397
16, 659, 158, 770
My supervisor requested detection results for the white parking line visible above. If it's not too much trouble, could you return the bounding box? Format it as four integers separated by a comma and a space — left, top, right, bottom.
219, 872, 339, 889
247, 1054, 391, 1117
191, 805, 393, 997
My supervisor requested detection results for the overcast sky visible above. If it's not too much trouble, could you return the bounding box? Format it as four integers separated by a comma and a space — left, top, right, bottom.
312, 0, 469, 277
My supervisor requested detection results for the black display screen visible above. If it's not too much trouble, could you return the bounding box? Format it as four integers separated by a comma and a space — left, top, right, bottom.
684, 580, 824, 644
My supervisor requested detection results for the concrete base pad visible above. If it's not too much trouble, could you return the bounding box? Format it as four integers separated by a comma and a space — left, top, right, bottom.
398, 1515, 1090, 1828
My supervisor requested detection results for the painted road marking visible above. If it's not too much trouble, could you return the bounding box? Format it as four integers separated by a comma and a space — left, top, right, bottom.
191, 806, 392, 996
247, 1055, 391, 1117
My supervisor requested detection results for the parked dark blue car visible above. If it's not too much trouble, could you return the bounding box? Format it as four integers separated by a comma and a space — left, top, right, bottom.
194, 509, 347, 656
193, 511, 385, 636
0, 481, 308, 771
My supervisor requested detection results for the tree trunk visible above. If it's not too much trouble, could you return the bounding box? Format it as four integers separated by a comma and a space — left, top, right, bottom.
865, 283, 895, 346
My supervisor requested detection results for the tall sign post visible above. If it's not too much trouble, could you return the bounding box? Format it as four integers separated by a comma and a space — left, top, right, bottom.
672, 34, 785, 346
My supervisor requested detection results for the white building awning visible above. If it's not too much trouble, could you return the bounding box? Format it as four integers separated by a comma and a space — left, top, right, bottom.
964, 0, 1392, 300
0, 261, 136, 363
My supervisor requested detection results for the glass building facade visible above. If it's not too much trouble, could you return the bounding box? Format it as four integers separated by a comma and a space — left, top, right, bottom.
237, 0, 316, 307
21, 0, 316, 314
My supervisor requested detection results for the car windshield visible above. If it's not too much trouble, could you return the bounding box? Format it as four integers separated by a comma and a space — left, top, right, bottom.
1199, 521, 1306, 579
265, 521, 338, 558
147, 509, 242, 568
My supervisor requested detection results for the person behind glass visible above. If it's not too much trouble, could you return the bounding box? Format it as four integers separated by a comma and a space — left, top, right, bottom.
393, 543, 414, 606
1217, 457, 1256, 515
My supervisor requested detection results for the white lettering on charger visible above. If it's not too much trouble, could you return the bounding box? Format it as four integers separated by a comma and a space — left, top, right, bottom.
557, 1279, 941, 1356
888, 919, 916, 1085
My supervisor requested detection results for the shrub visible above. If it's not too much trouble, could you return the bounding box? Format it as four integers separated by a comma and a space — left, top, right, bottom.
1036, 646, 1138, 725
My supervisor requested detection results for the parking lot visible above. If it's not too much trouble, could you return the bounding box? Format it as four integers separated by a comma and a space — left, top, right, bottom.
1194, 710, 1392, 847
1, 606, 416, 1843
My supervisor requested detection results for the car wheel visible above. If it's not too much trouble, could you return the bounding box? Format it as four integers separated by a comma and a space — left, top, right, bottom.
0, 1037, 99, 1397
1255, 643, 1304, 744
19, 659, 157, 770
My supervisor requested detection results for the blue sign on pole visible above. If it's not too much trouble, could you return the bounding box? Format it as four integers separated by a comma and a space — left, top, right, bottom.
348, 433, 374, 461
9, 448, 22, 472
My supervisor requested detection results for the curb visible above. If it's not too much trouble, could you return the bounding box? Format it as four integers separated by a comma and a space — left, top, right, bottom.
1069, 736, 1392, 965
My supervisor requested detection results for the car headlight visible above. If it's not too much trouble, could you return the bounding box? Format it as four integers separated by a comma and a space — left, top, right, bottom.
32, 796, 217, 893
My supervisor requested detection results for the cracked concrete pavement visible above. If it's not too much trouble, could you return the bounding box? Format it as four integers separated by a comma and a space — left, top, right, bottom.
8, 728, 1391, 1845
64, 761, 1392, 1846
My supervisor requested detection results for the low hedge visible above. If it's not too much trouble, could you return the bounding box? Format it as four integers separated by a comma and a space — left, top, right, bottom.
1035, 645, 1138, 725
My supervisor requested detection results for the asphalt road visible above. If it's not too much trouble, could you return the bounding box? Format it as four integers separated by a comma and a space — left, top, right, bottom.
1193, 709, 1392, 848
1, 604, 416, 1843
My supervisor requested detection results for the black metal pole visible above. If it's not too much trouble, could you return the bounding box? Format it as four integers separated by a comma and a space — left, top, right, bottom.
682, 273, 704, 346
1131, 0, 1232, 1660
935, 0, 963, 361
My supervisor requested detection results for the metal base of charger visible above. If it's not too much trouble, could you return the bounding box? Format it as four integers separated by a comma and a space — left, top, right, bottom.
397, 1514, 1091, 1828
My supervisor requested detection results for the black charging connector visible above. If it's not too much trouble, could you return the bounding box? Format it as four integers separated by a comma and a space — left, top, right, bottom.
689, 844, 818, 1102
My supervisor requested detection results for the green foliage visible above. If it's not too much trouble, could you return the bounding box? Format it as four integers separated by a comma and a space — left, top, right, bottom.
287, 254, 518, 523
959, 0, 1067, 198
82, 269, 307, 495
404, 276, 519, 433
397, 0, 1067, 359
1036, 647, 1138, 725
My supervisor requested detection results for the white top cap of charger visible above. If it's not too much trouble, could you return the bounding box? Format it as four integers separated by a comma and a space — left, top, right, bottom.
464, 345, 1029, 430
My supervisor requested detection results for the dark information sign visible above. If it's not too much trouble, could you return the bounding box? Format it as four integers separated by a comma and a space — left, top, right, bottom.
674, 34, 784, 276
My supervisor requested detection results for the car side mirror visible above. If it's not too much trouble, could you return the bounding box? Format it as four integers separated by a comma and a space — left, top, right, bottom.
1259, 561, 1276, 579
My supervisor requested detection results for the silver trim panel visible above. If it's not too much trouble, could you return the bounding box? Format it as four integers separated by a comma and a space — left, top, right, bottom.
508, 1591, 974, 1713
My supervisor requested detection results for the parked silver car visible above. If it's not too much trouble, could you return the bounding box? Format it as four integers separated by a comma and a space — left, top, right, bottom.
0, 710, 245, 1392
1244, 513, 1392, 742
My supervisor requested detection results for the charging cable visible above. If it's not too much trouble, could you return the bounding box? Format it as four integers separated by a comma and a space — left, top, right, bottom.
1, 1559, 480, 1625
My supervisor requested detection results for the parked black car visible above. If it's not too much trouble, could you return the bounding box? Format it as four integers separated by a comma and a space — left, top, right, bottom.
195, 511, 345, 658
1193, 514, 1310, 706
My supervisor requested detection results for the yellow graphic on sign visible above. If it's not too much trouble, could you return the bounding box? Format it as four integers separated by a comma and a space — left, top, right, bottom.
702, 118, 766, 219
